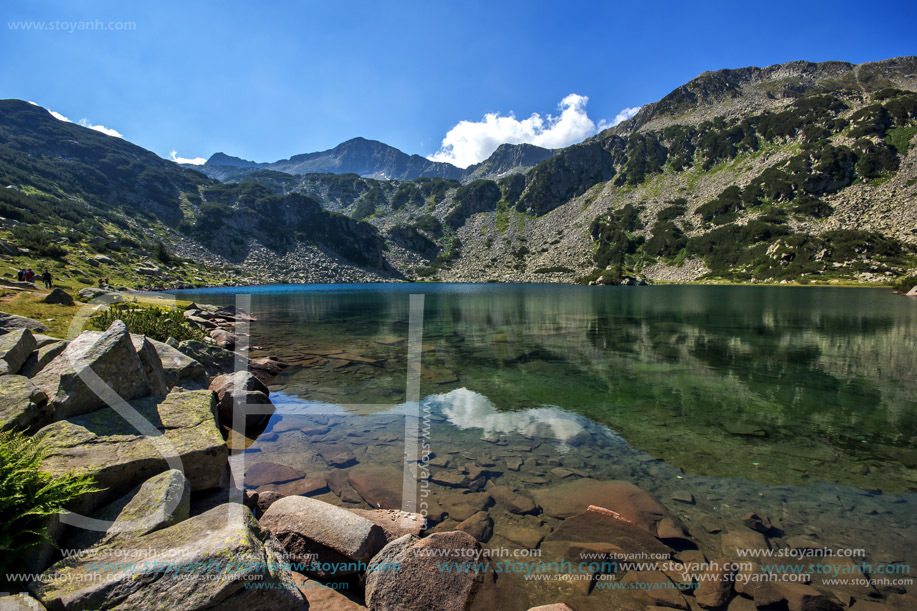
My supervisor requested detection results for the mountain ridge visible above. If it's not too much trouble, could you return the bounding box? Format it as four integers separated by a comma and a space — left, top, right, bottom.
1, 55, 916, 291
199, 137, 555, 183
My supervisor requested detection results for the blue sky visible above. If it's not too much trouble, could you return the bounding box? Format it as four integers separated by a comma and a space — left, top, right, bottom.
2, 0, 915, 167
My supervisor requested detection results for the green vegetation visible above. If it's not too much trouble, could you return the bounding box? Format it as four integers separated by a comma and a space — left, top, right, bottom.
0, 429, 101, 581
886, 125, 917, 156
88, 303, 205, 343
415, 236, 462, 277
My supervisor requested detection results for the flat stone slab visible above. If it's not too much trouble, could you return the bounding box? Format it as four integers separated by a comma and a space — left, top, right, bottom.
37, 389, 227, 513
32, 504, 303, 610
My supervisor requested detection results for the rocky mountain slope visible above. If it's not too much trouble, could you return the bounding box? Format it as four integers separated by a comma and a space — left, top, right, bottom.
1, 57, 916, 290
198, 137, 555, 183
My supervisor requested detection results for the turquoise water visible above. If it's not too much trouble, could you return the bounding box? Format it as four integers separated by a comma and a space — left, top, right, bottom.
177, 283, 917, 491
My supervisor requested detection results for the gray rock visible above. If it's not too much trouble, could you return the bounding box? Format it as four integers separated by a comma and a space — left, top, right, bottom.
178, 339, 237, 376
0, 311, 49, 335
364, 532, 483, 611
64, 469, 190, 551
20, 340, 69, 378
76, 287, 116, 301
41, 288, 74, 306
31, 504, 304, 611
260, 496, 387, 576
37, 389, 228, 514
210, 371, 274, 431
32, 321, 153, 421
0, 374, 49, 431
150, 337, 205, 386
131, 335, 169, 396
0, 327, 37, 374
0, 593, 47, 610
32, 334, 62, 348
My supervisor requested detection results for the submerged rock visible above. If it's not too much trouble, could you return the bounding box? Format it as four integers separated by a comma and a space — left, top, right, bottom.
533, 478, 689, 540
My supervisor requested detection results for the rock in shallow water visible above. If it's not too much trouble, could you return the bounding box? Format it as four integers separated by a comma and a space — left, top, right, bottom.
260, 495, 387, 576
364, 532, 483, 611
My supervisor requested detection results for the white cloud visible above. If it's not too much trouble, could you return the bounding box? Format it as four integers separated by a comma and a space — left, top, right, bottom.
169, 150, 206, 165
78, 119, 123, 138
37, 104, 124, 138
428, 93, 601, 168
428, 96, 645, 168
597, 106, 642, 132
48, 109, 71, 123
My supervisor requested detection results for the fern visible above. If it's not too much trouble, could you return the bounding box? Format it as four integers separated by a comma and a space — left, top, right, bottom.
0, 430, 102, 579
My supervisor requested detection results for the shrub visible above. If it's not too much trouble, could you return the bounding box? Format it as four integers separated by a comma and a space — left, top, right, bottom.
891, 275, 917, 292
88, 303, 206, 343
0, 429, 101, 581
11, 225, 67, 258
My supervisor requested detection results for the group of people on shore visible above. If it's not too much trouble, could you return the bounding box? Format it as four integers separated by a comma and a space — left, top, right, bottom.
17, 267, 54, 288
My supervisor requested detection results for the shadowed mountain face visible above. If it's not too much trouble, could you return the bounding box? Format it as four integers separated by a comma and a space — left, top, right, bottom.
200, 138, 556, 183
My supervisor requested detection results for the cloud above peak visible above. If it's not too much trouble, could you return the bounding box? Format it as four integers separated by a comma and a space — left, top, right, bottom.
427, 95, 643, 169
37, 103, 124, 138
169, 150, 206, 165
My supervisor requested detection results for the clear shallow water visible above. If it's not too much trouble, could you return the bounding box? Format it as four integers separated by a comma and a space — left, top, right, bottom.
177, 283, 917, 491
174, 283, 917, 607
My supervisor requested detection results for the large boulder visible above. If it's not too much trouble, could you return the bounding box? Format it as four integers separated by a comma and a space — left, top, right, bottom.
0, 327, 37, 375
364, 531, 483, 611
42, 288, 74, 306
260, 496, 387, 576
64, 469, 190, 551
130, 335, 169, 396
31, 504, 304, 611
149, 337, 205, 387
37, 389, 228, 514
533, 478, 688, 540
0, 311, 49, 335
209, 371, 275, 431
0, 374, 49, 431
20, 340, 68, 378
32, 321, 152, 421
